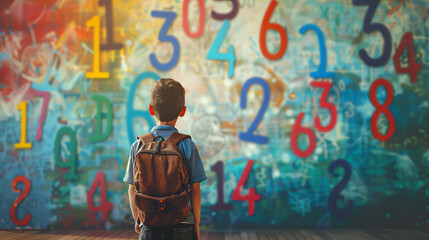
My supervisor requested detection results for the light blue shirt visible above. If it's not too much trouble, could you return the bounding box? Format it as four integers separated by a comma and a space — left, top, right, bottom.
123, 125, 207, 227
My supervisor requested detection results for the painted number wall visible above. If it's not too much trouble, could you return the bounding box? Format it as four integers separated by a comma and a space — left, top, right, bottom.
0, 0, 429, 230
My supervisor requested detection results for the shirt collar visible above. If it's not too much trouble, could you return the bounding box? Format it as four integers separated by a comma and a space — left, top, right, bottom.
151, 125, 179, 133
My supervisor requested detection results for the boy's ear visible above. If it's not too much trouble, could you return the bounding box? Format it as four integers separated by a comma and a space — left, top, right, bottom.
149, 104, 155, 116
179, 106, 186, 117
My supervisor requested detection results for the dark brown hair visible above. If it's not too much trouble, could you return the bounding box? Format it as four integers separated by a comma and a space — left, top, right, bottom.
150, 78, 185, 122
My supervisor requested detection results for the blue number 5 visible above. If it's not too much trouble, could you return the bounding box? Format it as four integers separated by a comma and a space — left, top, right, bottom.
150, 11, 180, 71
239, 77, 270, 144
299, 24, 334, 79
206, 20, 236, 78
353, 0, 392, 67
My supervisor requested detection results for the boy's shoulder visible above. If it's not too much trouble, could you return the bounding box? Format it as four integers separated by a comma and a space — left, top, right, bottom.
131, 130, 196, 152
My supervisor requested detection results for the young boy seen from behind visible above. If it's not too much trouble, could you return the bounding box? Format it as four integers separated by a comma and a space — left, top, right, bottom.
123, 78, 207, 240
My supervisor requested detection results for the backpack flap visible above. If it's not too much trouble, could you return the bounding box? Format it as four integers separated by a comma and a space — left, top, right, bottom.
135, 190, 190, 227
135, 190, 189, 213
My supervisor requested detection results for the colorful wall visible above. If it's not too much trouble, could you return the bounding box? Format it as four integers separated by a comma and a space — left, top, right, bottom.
1, 0, 429, 230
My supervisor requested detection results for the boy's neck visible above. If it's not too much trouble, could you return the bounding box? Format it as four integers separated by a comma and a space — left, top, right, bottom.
157, 119, 177, 128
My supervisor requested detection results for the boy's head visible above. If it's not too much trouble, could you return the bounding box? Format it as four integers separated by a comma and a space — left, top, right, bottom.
149, 78, 185, 122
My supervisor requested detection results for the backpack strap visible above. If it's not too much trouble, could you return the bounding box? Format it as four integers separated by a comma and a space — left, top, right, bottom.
166, 132, 192, 187
137, 133, 154, 145
166, 132, 191, 145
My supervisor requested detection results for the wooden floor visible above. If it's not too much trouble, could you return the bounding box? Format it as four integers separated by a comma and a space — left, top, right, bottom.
0, 229, 428, 240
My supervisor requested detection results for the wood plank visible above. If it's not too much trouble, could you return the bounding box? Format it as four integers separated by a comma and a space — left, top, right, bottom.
225, 230, 241, 240
291, 230, 306, 240
329, 229, 356, 240
274, 231, 286, 240
256, 230, 269, 240
323, 229, 342, 240
78, 229, 97, 239
340, 230, 366, 240
385, 229, 427, 240
68, 230, 91, 240
0, 230, 21, 240
0, 231, 17, 240
200, 231, 209, 240
116, 229, 135, 239
405, 229, 429, 240
415, 230, 429, 238
354, 230, 381, 240
282, 230, 298, 240
4, 231, 40, 240
109, 230, 128, 240
117, 230, 138, 239
207, 231, 225, 240
1, 229, 429, 240
76, 229, 104, 240
247, 230, 259, 240
298, 229, 323, 240
372, 229, 407, 240
312, 229, 333, 240
344, 230, 363, 240
240, 231, 249, 240
266, 230, 279, 240
56, 231, 78, 240
364, 229, 402, 240
91, 229, 117, 240
31, 231, 54, 240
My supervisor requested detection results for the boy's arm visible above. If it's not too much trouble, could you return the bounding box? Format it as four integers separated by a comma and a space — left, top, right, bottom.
190, 182, 201, 224
185, 140, 206, 240
128, 184, 138, 222
124, 140, 141, 233
190, 182, 201, 240
128, 184, 141, 233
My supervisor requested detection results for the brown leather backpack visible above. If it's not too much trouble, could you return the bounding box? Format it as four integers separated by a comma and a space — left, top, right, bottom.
133, 132, 192, 227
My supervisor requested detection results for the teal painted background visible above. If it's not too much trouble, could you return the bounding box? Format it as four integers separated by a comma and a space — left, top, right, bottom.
0, 0, 428, 230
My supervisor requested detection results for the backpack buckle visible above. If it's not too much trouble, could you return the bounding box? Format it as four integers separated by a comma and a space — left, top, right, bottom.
153, 136, 164, 153
154, 140, 162, 153
183, 182, 191, 192
158, 199, 166, 212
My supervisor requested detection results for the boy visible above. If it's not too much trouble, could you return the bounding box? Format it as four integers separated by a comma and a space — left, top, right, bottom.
123, 78, 207, 240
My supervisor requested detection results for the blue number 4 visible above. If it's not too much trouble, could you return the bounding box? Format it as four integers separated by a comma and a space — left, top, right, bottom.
150, 11, 180, 71
206, 20, 236, 78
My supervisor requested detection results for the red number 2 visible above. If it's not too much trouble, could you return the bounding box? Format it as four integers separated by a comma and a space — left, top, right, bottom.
231, 160, 261, 216
393, 32, 422, 83
10, 176, 31, 226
